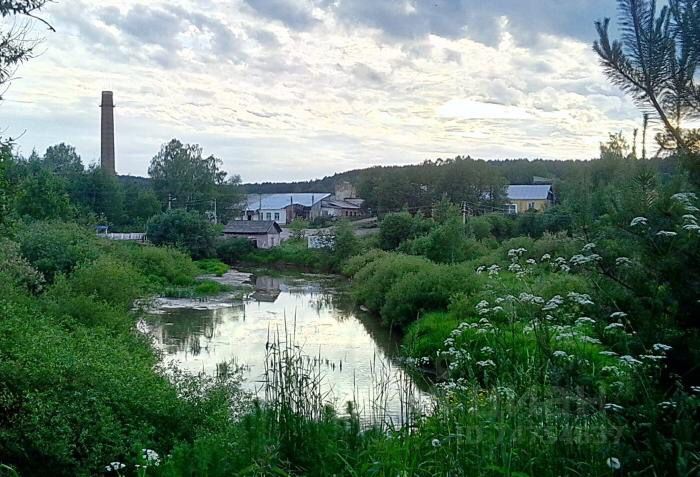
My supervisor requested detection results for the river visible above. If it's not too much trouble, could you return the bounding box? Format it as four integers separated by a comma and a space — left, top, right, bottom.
144, 270, 432, 426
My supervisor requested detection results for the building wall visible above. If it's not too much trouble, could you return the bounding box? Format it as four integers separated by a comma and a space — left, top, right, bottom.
245, 209, 287, 223
508, 199, 550, 213
223, 232, 280, 248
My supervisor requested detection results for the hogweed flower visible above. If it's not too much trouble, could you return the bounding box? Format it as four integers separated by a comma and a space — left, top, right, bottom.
630, 217, 647, 227
105, 462, 126, 472
607, 457, 621, 470
604, 403, 624, 412
652, 343, 672, 353
656, 230, 677, 237
431, 438, 441, 448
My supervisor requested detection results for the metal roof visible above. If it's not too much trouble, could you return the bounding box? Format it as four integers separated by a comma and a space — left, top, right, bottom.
223, 220, 282, 234
245, 193, 331, 210
506, 185, 553, 201
322, 199, 361, 209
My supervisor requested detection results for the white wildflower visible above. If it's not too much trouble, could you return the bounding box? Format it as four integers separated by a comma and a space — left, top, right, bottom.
541, 253, 551, 261
552, 350, 568, 358
658, 401, 677, 410
568, 292, 594, 306
604, 403, 624, 412
526, 258, 536, 265
640, 354, 665, 361
582, 242, 597, 252
605, 323, 625, 331
606, 457, 621, 470
142, 449, 161, 466
476, 266, 486, 274
610, 311, 628, 319
652, 343, 672, 353
105, 462, 126, 472
599, 351, 618, 356
575, 317, 596, 326
615, 257, 632, 266
431, 438, 441, 448
656, 230, 677, 237
480, 346, 494, 354
543, 295, 564, 311
476, 360, 496, 368
630, 217, 648, 227
619, 355, 642, 366
487, 264, 500, 277
580, 336, 602, 344
690, 386, 700, 393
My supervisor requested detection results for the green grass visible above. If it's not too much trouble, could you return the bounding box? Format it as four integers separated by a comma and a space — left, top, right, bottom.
161, 279, 233, 298
195, 258, 229, 276
403, 311, 459, 361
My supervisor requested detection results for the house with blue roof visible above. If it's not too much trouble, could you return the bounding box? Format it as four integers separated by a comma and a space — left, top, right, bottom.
241, 193, 331, 224
505, 185, 555, 214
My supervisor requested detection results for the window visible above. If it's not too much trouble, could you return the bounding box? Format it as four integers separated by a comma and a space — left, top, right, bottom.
274, 212, 280, 221
506, 204, 517, 214
266, 212, 272, 220
528, 202, 536, 210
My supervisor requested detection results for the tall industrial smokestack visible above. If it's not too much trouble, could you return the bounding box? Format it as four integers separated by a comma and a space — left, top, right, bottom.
100, 91, 116, 175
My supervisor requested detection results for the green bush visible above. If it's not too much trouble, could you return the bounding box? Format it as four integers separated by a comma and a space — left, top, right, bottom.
117, 244, 199, 287
17, 221, 99, 282
215, 237, 254, 264
195, 258, 229, 276
147, 209, 220, 259
403, 311, 460, 360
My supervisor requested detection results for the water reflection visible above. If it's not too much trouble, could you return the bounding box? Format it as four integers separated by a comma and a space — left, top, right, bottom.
146, 273, 431, 424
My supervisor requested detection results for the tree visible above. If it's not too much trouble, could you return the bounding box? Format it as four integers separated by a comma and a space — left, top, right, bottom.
600, 132, 632, 160
42, 143, 84, 177
14, 166, 72, 220
146, 209, 220, 259
593, 0, 700, 155
332, 220, 359, 262
148, 139, 230, 214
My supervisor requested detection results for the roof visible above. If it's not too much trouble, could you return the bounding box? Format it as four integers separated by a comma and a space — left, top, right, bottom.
321, 199, 361, 209
223, 220, 282, 234
506, 185, 553, 201
245, 193, 331, 210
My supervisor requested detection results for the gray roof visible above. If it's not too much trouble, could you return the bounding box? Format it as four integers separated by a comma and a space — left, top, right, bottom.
246, 193, 331, 210
322, 199, 361, 209
506, 185, 553, 201
223, 220, 282, 234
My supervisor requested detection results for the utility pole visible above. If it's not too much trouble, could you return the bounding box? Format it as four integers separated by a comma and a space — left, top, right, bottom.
642, 113, 649, 160
462, 201, 467, 225
168, 194, 175, 210
211, 199, 217, 224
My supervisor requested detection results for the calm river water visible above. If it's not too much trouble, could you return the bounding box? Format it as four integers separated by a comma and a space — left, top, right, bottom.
145, 271, 431, 425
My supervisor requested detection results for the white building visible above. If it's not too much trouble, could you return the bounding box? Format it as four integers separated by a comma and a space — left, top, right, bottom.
240, 193, 331, 224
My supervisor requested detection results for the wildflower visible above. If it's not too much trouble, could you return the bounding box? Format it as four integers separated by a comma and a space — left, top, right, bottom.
605, 323, 625, 331
476, 266, 486, 274
609, 311, 627, 319
480, 346, 494, 354
652, 343, 672, 353
658, 401, 677, 410
599, 351, 618, 356
541, 253, 551, 261
604, 403, 624, 412
526, 258, 536, 265
568, 292, 594, 306
580, 336, 601, 344
690, 386, 700, 393
640, 354, 665, 362
476, 359, 496, 368
601, 365, 621, 375
105, 462, 126, 472
607, 457, 621, 470
496, 386, 516, 399
552, 350, 568, 358
615, 257, 632, 266
630, 216, 648, 227
431, 438, 441, 448
656, 230, 677, 237
142, 449, 161, 466
487, 265, 500, 277
575, 317, 596, 326
508, 263, 522, 272
683, 223, 700, 231
619, 355, 642, 366
582, 242, 596, 252
543, 295, 564, 311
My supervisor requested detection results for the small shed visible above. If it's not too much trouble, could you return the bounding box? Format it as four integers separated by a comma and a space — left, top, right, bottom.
223, 220, 282, 249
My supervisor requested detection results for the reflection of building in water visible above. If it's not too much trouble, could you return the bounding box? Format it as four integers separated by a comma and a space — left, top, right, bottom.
252, 275, 281, 302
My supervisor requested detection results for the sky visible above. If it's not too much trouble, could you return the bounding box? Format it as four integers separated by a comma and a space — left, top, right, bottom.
1, 0, 651, 182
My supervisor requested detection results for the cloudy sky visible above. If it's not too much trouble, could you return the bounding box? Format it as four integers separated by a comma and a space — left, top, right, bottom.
2, 0, 647, 182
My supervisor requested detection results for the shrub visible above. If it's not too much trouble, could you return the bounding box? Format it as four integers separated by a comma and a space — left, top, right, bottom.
468, 216, 493, 240
196, 258, 229, 276
147, 209, 219, 259
17, 221, 99, 282
403, 311, 460, 360
341, 249, 387, 276
117, 244, 199, 287
0, 238, 44, 293
216, 238, 254, 264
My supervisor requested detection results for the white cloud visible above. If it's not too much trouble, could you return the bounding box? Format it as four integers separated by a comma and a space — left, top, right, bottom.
2, 0, 645, 182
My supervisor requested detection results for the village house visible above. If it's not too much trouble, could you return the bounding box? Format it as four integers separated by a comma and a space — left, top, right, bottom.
223, 220, 282, 248
505, 185, 555, 213
240, 193, 331, 224
319, 181, 366, 218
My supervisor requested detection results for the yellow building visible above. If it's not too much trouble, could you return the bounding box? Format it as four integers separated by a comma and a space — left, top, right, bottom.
506, 185, 554, 213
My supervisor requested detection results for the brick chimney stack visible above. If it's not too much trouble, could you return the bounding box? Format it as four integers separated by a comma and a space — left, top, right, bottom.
100, 91, 116, 175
